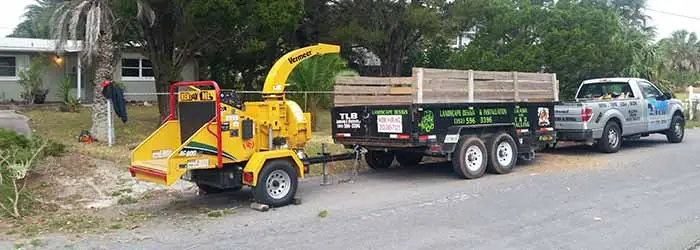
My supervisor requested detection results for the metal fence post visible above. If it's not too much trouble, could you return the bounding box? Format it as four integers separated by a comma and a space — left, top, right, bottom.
689, 86, 695, 120
304, 92, 308, 111
321, 143, 332, 186
107, 100, 114, 147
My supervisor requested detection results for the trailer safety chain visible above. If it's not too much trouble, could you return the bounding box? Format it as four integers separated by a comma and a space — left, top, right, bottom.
352, 145, 367, 177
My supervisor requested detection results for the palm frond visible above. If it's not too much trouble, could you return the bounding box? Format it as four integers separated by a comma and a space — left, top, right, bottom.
136, 0, 156, 27
51, 0, 113, 66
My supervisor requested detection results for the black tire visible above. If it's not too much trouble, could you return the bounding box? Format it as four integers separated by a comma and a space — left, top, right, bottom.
252, 159, 298, 207
597, 121, 622, 153
394, 151, 424, 166
365, 151, 394, 169
666, 114, 685, 143
197, 184, 242, 195
451, 136, 488, 179
486, 133, 518, 174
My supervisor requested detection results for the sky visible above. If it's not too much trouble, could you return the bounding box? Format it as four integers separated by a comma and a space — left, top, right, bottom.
0, 0, 699, 41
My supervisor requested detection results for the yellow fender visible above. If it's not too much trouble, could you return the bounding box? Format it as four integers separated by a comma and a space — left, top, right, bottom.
242, 150, 305, 186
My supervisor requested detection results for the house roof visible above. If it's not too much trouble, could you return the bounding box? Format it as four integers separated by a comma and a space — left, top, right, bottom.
0, 37, 82, 53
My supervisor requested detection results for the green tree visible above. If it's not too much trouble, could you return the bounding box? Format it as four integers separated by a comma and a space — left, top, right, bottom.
448, 0, 546, 72
330, 0, 445, 76
52, 0, 116, 142
114, 0, 303, 119
658, 30, 699, 72
287, 54, 356, 130
9, 0, 66, 38
541, 0, 634, 99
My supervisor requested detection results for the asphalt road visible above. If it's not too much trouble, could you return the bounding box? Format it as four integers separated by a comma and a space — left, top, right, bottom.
11, 130, 700, 250
0, 110, 31, 136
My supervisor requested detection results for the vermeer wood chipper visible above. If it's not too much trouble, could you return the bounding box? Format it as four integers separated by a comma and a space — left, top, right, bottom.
129, 44, 358, 207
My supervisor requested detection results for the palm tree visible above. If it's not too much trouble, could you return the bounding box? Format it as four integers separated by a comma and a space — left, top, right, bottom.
52, 0, 116, 142
10, 0, 66, 38
287, 54, 357, 130
658, 30, 700, 72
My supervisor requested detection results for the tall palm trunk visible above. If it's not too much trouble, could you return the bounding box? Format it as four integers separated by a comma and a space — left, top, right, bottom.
89, 27, 115, 142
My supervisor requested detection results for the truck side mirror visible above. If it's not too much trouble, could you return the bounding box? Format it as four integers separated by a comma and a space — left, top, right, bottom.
664, 92, 673, 100
658, 92, 673, 100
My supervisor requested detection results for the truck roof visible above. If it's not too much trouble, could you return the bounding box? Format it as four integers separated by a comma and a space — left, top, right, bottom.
581, 78, 645, 85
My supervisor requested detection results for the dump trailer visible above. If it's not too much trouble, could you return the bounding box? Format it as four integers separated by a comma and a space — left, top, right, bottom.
129, 44, 357, 207
332, 68, 558, 178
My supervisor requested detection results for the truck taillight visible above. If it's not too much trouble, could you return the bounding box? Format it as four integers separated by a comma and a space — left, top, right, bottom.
581, 107, 593, 122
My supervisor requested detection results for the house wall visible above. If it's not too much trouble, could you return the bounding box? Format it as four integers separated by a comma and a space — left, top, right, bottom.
117, 52, 199, 102
0, 53, 82, 103
0, 53, 30, 102
0, 50, 198, 103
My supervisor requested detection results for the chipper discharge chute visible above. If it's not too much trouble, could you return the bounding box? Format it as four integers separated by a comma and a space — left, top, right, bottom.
129, 43, 358, 207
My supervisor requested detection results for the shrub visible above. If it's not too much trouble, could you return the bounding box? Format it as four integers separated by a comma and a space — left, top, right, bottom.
58, 76, 79, 112
0, 129, 64, 218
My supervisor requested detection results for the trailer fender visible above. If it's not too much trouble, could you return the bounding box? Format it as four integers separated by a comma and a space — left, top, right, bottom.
243, 150, 304, 186
440, 123, 515, 153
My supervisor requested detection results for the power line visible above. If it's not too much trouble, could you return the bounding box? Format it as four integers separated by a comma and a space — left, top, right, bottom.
644, 8, 700, 21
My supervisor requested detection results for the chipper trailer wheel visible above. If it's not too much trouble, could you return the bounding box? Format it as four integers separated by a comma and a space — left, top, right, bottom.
253, 159, 299, 207
486, 132, 518, 174
452, 136, 488, 179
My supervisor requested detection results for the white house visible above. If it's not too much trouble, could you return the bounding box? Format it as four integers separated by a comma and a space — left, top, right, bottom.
0, 37, 198, 103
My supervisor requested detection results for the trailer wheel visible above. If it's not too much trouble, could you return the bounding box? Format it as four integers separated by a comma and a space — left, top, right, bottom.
597, 121, 622, 153
252, 159, 298, 207
451, 136, 487, 179
395, 151, 423, 167
365, 151, 394, 169
486, 133, 518, 174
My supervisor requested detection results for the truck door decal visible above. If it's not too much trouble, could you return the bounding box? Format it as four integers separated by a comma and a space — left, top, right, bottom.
647, 98, 669, 131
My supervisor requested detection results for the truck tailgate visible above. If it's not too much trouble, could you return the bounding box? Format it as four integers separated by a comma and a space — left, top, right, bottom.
554, 102, 589, 130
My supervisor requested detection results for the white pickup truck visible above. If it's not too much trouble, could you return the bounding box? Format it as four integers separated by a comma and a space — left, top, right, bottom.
554, 78, 685, 153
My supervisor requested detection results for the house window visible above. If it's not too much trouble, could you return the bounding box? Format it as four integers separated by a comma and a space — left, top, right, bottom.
0, 56, 16, 77
121, 58, 154, 78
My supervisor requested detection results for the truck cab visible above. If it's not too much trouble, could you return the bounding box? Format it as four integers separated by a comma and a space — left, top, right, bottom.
554, 78, 685, 153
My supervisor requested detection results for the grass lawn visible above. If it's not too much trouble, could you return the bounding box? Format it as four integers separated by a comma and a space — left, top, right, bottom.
675, 92, 700, 128
21, 105, 350, 173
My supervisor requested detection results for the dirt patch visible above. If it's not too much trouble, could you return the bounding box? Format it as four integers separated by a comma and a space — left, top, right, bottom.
0, 152, 206, 239
30, 153, 195, 210
522, 143, 610, 174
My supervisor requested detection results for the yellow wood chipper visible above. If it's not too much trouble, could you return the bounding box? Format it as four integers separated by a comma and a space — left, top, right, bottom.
129, 44, 358, 207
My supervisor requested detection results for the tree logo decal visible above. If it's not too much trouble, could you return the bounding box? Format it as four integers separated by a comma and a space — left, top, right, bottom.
418, 110, 434, 133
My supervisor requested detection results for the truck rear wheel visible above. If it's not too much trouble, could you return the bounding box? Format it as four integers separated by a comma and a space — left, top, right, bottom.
486, 133, 518, 174
597, 121, 622, 153
365, 151, 394, 169
666, 114, 684, 143
451, 136, 487, 179
395, 151, 423, 166
252, 159, 298, 207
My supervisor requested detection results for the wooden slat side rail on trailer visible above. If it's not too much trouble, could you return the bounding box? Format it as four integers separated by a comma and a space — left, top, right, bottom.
333, 76, 415, 106
414, 68, 559, 103
333, 68, 559, 106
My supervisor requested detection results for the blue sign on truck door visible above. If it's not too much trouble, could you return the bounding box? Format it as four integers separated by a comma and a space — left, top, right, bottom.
646, 98, 668, 131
